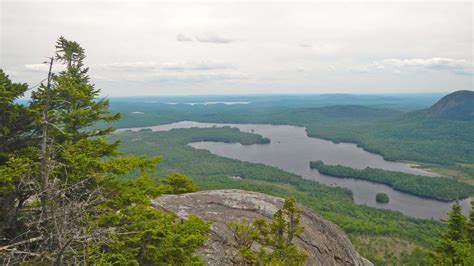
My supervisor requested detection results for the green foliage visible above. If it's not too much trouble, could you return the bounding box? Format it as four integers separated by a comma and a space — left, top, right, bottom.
168, 126, 270, 145
114, 127, 445, 260
306, 116, 474, 168
436, 201, 474, 265
311, 161, 474, 201
376, 193, 389, 204
0, 70, 33, 164
162, 173, 198, 194
399, 247, 436, 266
227, 198, 307, 265
91, 176, 209, 265
469, 201, 474, 245
227, 219, 258, 263
108, 96, 474, 177
426, 90, 474, 121
0, 38, 209, 265
109, 102, 402, 129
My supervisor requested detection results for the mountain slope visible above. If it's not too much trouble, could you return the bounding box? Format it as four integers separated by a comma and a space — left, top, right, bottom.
306, 91, 474, 167
426, 90, 474, 121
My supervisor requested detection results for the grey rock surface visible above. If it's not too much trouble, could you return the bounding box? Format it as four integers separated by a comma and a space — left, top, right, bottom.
152, 189, 372, 266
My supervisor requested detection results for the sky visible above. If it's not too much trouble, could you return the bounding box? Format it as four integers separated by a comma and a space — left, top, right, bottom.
1, 0, 473, 97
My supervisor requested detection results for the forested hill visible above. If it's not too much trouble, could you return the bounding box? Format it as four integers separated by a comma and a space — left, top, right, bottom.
291, 105, 401, 120
307, 91, 474, 170
424, 90, 474, 121
109, 91, 474, 175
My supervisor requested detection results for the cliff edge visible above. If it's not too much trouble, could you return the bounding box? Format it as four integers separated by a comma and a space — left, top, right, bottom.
152, 189, 372, 266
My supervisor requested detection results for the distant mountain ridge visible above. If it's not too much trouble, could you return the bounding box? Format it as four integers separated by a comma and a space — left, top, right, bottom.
425, 90, 474, 121
315, 105, 401, 119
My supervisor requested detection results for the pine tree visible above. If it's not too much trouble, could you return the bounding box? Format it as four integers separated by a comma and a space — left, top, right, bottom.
0, 70, 33, 163
0, 37, 209, 264
163, 172, 198, 194
0, 70, 35, 243
437, 201, 470, 265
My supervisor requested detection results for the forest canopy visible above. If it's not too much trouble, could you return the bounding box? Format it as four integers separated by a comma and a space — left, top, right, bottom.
311, 161, 474, 201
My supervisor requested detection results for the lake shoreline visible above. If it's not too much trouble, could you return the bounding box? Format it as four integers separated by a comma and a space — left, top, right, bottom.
117, 121, 472, 219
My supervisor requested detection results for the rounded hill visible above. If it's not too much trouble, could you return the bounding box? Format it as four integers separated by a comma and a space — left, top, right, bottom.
427, 90, 474, 121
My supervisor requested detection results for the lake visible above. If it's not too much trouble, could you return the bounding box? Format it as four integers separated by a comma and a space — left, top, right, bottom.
117, 121, 472, 220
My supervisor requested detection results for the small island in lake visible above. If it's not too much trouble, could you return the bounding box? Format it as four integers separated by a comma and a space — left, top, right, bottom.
376, 193, 390, 203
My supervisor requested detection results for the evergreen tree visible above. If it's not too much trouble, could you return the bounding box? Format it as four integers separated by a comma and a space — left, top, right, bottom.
227, 197, 307, 265
163, 172, 198, 194
0, 71, 36, 244
0, 70, 33, 164
0, 37, 209, 264
437, 201, 472, 265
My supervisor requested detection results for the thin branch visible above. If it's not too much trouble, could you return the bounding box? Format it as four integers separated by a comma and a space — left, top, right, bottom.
0, 237, 44, 251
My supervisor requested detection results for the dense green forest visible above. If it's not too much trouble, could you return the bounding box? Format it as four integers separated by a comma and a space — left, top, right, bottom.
108, 96, 474, 180
310, 161, 474, 201
113, 127, 445, 264
110, 102, 402, 128
306, 114, 474, 166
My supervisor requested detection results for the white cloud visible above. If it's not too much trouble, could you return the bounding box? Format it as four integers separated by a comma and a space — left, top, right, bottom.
195, 33, 237, 44
349, 62, 385, 73
176, 33, 193, 42
91, 60, 244, 84
299, 43, 341, 55
296, 67, 305, 73
3, 2, 472, 95
24, 63, 65, 73
351, 58, 472, 75
95, 62, 159, 72
95, 61, 235, 72
24, 64, 49, 72
161, 61, 235, 71
95, 71, 248, 83
382, 58, 472, 72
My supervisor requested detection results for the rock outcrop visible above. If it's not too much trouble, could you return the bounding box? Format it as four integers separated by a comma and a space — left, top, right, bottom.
152, 189, 372, 266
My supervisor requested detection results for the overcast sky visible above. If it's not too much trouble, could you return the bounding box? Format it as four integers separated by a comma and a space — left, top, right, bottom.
1, 1, 472, 96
